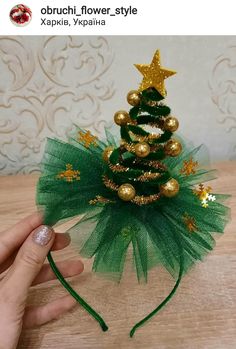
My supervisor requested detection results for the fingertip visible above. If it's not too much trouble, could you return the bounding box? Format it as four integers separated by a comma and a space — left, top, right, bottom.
23, 295, 78, 328
32, 225, 55, 247
63, 232, 71, 243
6, 225, 56, 296
76, 260, 84, 273
51, 233, 71, 251
67, 260, 84, 275
63, 295, 77, 308
53, 295, 77, 318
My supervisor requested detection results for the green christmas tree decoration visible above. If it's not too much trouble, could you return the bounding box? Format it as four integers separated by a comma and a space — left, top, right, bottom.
36, 50, 230, 337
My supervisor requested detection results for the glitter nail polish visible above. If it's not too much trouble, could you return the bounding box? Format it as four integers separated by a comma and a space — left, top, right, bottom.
32, 225, 53, 246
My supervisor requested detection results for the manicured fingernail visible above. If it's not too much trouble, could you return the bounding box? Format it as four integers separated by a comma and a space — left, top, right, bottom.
32, 225, 54, 246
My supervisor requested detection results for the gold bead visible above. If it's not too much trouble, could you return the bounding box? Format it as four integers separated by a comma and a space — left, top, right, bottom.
164, 116, 179, 132
160, 178, 179, 197
102, 146, 114, 162
114, 110, 130, 126
164, 139, 182, 157
134, 142, 150, 158
118, 183, 136, 201
127, 90, 141, 106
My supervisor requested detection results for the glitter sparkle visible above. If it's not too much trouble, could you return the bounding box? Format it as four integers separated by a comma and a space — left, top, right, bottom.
57, 164, 80, 182
78, 130, 98, 148
134, 50, 176, 97
180, 158, 198, 176
193, 183, 216, 208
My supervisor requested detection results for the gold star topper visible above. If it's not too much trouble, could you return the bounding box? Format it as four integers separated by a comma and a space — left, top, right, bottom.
134, 50, 176, 97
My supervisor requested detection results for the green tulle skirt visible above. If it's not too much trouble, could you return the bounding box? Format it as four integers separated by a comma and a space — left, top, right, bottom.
36, 129, 230, 336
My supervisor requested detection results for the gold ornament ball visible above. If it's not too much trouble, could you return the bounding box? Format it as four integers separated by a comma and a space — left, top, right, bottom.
134, 142, 150, 158
127, 90, 141, 106
118, 183, 136, 201
164, 139, 182, 157
114, 110, 130, 126
160, 178, 179, 198
102, 146, 114, 162
164, 116, 179, 132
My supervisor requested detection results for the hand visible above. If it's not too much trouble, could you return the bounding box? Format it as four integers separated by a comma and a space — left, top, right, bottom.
0, 212, 84, 349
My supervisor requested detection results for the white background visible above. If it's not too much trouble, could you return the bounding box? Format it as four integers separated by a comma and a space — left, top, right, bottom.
1, 0, 236, 35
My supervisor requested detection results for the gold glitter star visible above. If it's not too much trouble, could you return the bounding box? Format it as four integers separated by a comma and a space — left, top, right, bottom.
78, 130, 98, 148
183, 213, 197, 232
57, 164, 80, 182
180, 158, 198, 176
134, 50, 176, 97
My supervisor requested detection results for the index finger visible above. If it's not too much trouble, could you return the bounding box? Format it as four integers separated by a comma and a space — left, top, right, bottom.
0, 212, 43, 264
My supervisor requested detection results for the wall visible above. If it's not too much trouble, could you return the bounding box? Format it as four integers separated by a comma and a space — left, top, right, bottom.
0, 36, 236, 174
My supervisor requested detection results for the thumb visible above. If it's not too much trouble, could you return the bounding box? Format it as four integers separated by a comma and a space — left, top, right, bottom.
4, 225, 55, 301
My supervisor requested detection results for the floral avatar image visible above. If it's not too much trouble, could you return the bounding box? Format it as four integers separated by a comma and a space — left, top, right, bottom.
10, 4, 32, 26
